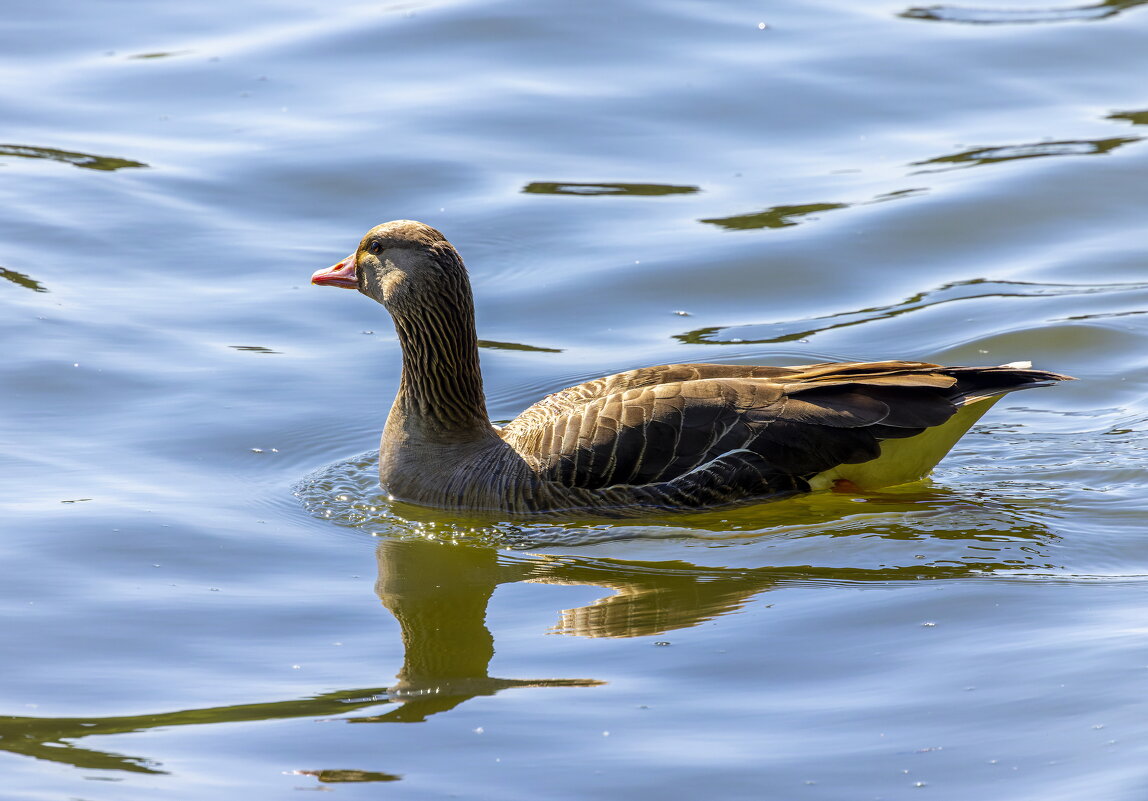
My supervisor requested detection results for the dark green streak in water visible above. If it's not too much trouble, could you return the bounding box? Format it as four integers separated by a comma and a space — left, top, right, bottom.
297, 769, 401, 783
128, 50, 191, 59
0, 144, 147, 171
1109, 109, 1148, 125
229, 345, 281, 354
699, 202, 848, 231
478, 339, 562, 353
900, 0, 1148, 24
0, 267, 47, 292
911, 136, 1140, 171
522, 181, 699, 196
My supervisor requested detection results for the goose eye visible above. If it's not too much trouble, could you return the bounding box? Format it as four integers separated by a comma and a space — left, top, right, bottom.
367, 241, 382, 255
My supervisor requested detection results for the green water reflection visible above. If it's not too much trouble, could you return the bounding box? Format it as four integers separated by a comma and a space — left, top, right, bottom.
0, 144, 147, 171
0, 267, 48, 293
700, 202, 848, 231
292, 768, 400, 783
228, 345, 281, 354
127, 50, 191, 60
1109, 109, 1148, 126
900, 0, 1148, 24
477, 339, 563, 353
697, 132, 1142, 233
522, 182, 699, 196
911, 137, 1139, 171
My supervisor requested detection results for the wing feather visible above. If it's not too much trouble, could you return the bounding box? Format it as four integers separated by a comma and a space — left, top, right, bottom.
499, 360, 1071, 499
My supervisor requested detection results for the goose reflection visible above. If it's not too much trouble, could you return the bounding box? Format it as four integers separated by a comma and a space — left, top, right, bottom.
0, 501, 1059, 779
361, 538, 601, 723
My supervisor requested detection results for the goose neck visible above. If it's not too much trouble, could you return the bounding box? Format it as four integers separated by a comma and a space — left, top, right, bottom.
390, 297, 491, 442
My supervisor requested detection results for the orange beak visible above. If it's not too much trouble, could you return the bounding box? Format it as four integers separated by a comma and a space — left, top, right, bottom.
311, 254, 358, 289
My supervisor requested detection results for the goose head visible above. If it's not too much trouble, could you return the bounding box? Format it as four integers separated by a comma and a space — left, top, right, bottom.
311, 220, 467, 315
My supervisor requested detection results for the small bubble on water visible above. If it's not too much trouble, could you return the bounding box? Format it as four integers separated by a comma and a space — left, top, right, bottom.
654, 641, 671, 647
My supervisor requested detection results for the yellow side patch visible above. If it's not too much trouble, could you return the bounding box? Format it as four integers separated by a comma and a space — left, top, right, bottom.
808, 396, 1002, 492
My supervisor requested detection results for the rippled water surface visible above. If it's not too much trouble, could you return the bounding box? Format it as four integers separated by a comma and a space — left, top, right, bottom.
3, 0, 1148, 798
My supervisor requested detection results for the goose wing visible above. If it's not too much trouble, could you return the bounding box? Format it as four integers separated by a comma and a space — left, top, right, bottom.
501, 361, 1068, 494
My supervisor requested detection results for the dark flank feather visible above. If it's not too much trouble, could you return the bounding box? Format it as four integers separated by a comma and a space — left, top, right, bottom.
502, 361, 1066, 500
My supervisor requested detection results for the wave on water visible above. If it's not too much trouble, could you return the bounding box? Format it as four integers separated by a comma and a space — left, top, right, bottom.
292, 444, 1074, 560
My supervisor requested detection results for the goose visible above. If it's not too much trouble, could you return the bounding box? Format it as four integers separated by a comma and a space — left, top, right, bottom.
312, 220, 1072, 517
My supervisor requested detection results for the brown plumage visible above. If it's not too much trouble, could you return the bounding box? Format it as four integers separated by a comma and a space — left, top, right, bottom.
312, 220, 1072, 518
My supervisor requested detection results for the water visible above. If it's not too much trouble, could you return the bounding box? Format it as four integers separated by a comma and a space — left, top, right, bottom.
2, 0, 1147, 798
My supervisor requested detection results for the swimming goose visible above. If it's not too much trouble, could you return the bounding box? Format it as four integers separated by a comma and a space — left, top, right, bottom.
312, 220, 1071, 517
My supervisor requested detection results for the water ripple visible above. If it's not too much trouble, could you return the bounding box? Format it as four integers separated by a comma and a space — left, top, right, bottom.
294, 445, 1067, 566
673, 278, 1148, 346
